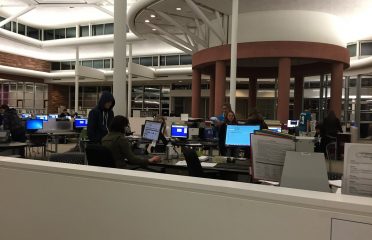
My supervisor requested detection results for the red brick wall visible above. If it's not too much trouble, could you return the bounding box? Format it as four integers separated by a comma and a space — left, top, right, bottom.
48, 84, 69, 113
0, 51, 50, 72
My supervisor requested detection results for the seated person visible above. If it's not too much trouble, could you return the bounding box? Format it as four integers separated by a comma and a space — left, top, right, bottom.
59, 109, 71, 118
102, 115, 161, 169
246, 109, 268, 129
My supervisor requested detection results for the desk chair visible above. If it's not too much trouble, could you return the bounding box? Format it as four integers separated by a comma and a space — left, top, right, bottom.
86, 144, 115, 168
182, 147, 219, 178
27, 133, 48, 159
49, 152, 86, 165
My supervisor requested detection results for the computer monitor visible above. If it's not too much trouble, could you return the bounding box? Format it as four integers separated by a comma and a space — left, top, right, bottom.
225, 125, 260, 146
202, 127, 214, 140
74, 118, 88, 128
49, 114, 58, 119
36, 115, 48, 121
268, 126, 282, 133
142, 120, 162, 141
287, 120, 299, 128
171, 124, 188, 139
26, 119, 43, 131
21, 113, 31, 119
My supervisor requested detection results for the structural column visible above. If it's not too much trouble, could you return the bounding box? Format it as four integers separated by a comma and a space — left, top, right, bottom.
74, 47, 79, 113
113, 0, 127, 116
293, 76, 304, 119
127, 43, 133, 117
249, 77, 257, 110
329, 62, 344, 118
229, 0, 239, 112
277, 58, 291, 124
214, 60, 226, 115
209, 73, 215, 117
191, 68, 201, 118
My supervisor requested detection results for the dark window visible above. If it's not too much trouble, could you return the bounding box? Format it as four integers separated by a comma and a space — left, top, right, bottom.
132, 57, 140, 64
71, 61, 75, 70
361, 42, 372, 56
259, 83, 275, 89
27, 26, 40, 39
349, 79, 356, 87
93, 60, 104, 69
11, 22, 17, 33
140, 57, 152, 66
66, 27, 76, 38
18, 23, 25, 35
180, 55, 192, 65
54, 28, 65, 39
309, 82, 321, 88
160, 56, 166, 66
3, 21, 11, 31
153, 56, 158, 66
104, 59, 111, 68
104, 23, 113, 34
80, 25, 89, 37
44, 29, 54, 40
166, 55, 179, 65
347, 44, 357, 57
82, 60, 92, 67
51, 62, 61, 70
61, 62, 71, 70
362, 78, 372, 87
92, 24, 104, 36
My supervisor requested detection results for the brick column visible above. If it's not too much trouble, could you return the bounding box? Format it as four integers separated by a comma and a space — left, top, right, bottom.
209, 73, 215, 117
191, 68, 201, 118
293, 76, 304, 119
48, 84, 69, 113
329, 63, 344, 118
214, 60, 226, 116
249, 77, 257, 110
277, 58, 291, 124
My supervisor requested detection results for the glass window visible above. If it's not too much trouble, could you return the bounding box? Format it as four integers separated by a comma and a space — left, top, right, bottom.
347, 44, 357, 57
82, 60, 92, 68
140, 57, 152, 66
66, 27, 76, 38
80, 25, 89, 37
3, 22, 11, 31
61, 62, 71, 70
104, 23, 113, 34
27, 26, 40, 40
362, 78, 372, 87
92, 24, 104, 36
11, 22, 17, 33
51, 62, 60, 70
93, 60, 104, 69
71, 61, 75, 70
104, 59, 111, 69
153, 56, 158, 66
44, 29, 54, 40
166, 55, 179, 65
180, 55, 192, 65
132, 57, 140, 64
54, 28, 65, 39
18, 23, 26, 35
360, 42, 372, 56
160, 56, 166, 66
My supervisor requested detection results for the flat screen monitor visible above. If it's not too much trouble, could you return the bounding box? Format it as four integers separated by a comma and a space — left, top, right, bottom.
287, 120, 299, 128
203, 127, 214, 140
21, 113, 31, 119
268, 127, 282, 133
36, 115, 48, 121
225, 125, 260, 146
49, 114, 58, 119
142, 120, 162, 141
171, 125, 188, 139
26, 119, 43, 130
74, 118, 88, 128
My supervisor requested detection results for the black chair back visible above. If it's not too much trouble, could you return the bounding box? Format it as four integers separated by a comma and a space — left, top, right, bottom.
49, 152, 85, 165
86, 144, 115, 168
183, 147, 204, 177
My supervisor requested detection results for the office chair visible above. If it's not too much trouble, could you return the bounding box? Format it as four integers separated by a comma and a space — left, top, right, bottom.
86, 144, 115, 168
49, 152, 86, 165
182, 147, 219, 178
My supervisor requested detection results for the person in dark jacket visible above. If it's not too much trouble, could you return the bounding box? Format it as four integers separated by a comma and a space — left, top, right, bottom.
0, 104, 26, 142
246, 109, 268, 129
218, 111, 239, 156
58, 109, 70, 118
102, 115, 160, 168
320, 110, 343, 153
88, 91, 115, 143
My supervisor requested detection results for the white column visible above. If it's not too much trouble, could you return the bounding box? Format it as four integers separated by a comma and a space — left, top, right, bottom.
75, 24, 79, 38
127, 43, 132, 117
229, 0, 239, 112
74, 47, 79, 113
113, 0, 127, 116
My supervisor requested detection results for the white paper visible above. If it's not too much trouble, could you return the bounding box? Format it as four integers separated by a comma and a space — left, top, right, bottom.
251, 134, 295, 181
342, 143, 372, 197
175, 160, 217, 167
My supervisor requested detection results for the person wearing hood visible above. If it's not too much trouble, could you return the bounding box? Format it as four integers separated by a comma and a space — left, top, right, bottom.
88, 91, 115, 143
0, 104, 26, 142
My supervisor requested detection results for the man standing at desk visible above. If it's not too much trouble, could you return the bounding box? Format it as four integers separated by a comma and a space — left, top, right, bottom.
88, 91, 115, 143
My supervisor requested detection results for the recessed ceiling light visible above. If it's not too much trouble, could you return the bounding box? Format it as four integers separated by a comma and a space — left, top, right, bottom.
150, 14, 156, 18
176, 7, 181, 11
145, 19, 150, 23
152, 28, 156, 31
178, 81, 182, 82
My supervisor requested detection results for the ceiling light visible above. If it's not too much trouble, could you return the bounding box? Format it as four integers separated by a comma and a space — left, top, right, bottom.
152, 28, 156, 31
176, 7, 181, 11
178, 81, 182, 83
145, 19, 150, 23
150, 14, 156, 18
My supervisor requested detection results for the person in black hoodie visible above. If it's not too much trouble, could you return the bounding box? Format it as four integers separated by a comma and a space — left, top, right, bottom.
0, 104, 26, 142
87, 91, 115, 143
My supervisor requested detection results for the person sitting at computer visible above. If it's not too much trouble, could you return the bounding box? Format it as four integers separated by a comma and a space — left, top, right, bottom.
0, 104, 26, 142
218, 111, 239, 156
59, 109, 71, 118
246, 109, 268, 129
102, 115, 161, 169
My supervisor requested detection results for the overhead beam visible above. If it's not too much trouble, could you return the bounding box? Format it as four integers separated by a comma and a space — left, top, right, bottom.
185, 0, 225, 43
93, 5, 114, 17
0, 5, 36, 28
148, 34, 193, 55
